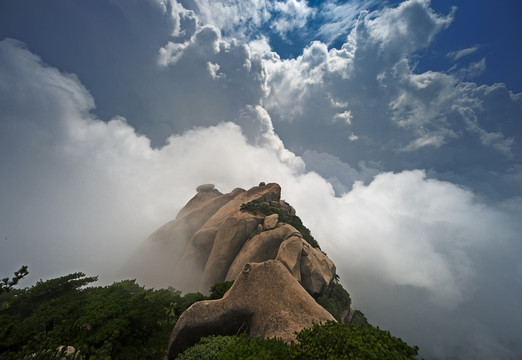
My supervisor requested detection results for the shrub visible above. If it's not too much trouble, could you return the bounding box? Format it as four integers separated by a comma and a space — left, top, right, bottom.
314, 282, 352, 322
290, 321, 419, 360
176, 336, 235, 360
216, 333, 290, 360
209, 281, 234, 300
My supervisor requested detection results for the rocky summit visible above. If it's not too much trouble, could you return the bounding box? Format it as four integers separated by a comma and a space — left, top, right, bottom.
128, 182, 359, 358
128, 182, 336, 294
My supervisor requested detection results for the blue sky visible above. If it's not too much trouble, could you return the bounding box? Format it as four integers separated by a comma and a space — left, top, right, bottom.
1, 1, 521, 359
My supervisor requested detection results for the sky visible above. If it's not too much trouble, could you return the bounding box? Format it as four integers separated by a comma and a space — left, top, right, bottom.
0, 0, 521, 358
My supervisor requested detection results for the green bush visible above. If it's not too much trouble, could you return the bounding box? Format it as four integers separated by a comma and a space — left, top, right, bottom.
240, 200, 320, 249
176, 336, 235, 360
0, 274, 181, 360
314, 282, 352, 322
209, 281, 234, 300
289, 321, 419, 360
216, 333, 290, 360
180, 322, 419, 360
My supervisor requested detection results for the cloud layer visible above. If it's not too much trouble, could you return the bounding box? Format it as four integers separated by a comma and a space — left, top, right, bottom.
1, 0, 522, 359
1, 35, 522, 359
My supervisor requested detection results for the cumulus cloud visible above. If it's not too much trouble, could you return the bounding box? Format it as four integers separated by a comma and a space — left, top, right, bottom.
0, 38, 299, 281
270, 0, 315, 37
170, 0, 313, 41
2, 37, 522, 359
286, 170, 522, 359
1, 0, 522, 359
260, 0, 521, 198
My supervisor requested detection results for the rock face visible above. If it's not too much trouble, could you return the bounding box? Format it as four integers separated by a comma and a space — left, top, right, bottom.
127, 182, 336, 294
167, 260, 335, 359
126, 182, 360, 358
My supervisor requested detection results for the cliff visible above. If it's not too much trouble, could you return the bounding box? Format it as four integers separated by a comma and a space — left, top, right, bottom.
128, 183, 360, 358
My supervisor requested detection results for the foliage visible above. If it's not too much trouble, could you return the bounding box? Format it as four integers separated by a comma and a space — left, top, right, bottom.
240, 200, 320, 249
314, 282, 352, 323
209, 281, 234, 300
216, 333, 290, 360
175, 292, 207, 315
0, 273, 182, 360
0, 270, 418, 360
350, 310, 369, 327
289, 321, 419, 360
0, 265, 29, 294
180, 322, 418, 360
0, 272, 238, 360
0, 272, 98, 359
176, 335, 236, 360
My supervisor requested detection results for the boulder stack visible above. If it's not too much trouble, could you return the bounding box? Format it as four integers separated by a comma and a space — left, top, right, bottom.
127, 183, 335, 294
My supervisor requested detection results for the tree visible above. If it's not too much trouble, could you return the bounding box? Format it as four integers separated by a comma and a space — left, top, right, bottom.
290, 321, 419, 360
0, 265, 29, 294
0, 273, 181, 360
209, 281, 234, 300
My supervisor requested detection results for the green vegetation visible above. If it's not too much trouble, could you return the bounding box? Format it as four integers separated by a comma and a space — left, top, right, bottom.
314, 282, 355, 323
0, 271, 418, 360
240, 200, 320, 249
176, 336, 235, 360
216, 333, 290, 359
176, 321, 419, 360
0, 274, 232, 360
209, 280, 234, 300
290, 321, 419, 360
0, 265, 29, 294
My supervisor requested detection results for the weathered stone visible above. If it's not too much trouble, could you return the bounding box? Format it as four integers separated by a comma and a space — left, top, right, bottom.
129, 182, 338, 297
196, 183, 215, 192
300, 241, 336, 294
123, 187, 239, 289
278, 200, 296, 215
180, 184, 281, 283
342, 306, 356, 323
199, 211, 262, 292
56, 346, 81, 360
225, 224, 301, 281
276, 235, 303, 282
263, 213, 278, 230
167, 260, 335, 359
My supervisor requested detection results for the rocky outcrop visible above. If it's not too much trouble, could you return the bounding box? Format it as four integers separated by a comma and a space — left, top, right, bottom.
126, 182, 366, 358
127, 182, 336, 294
167, 260, 335, 359
300, 242, 336, 294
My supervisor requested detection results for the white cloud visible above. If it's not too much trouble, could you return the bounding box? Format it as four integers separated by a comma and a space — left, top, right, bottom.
364, 0, 453, 60
317, 0, 379, 44
261, 0, 520, 161
456, 58, 487, 80
270, 0, 315, 37
171, 0, 313, 41
0, 38, 299, 281
288, 170, 522, 359
447, 45, 480, 61
1, 36, 522, 360
333, 110, 353, 124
